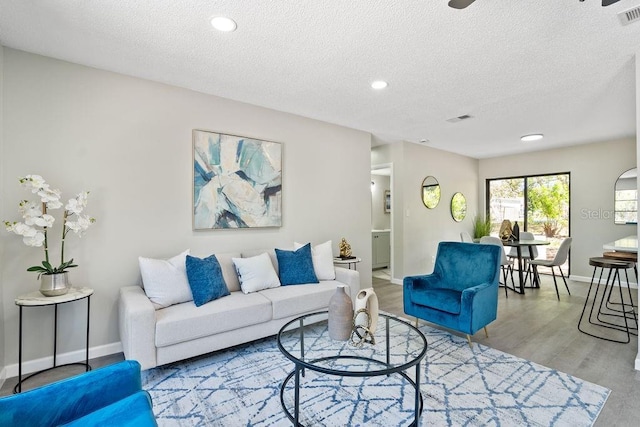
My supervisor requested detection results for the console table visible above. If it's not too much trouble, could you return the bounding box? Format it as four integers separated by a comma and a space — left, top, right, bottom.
14, 287, 93, 393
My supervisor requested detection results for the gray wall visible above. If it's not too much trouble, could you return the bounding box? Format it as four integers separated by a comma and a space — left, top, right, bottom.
372, 141, 480, 282
0, 45, 5, 383
478, 138, 636, 280
635, 53, 639, 371
0, 48, 372, 374
371, 174, 390, 230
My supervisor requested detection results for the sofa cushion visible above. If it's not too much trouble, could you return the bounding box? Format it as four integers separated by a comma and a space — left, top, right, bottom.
233, 252, 281, 294
275, 243, 319, 285
294, 240, 335, 280
259, 281, 346, 320
411, 288, 462, 315
155, 291, 272, 347
213, 252, 241, 292
185, 255, 230, 307
139, 249, 192, 309
241, 248, 280, 274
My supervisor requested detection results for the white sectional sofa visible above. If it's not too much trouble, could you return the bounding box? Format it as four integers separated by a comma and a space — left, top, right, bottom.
119, 248, 360, 370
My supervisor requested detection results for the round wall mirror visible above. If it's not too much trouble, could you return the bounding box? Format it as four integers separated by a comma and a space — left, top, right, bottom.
421, 176, 441, 209
614, 167, 637, 224
451, 192, 467, 222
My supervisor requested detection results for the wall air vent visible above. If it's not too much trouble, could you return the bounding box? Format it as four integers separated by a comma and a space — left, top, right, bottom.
618, 5, 640, 26
446, 114, 473, 123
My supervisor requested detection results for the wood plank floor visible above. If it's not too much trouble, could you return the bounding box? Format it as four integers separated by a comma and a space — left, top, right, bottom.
2, 274, 638, 426
374, 274, 640, 426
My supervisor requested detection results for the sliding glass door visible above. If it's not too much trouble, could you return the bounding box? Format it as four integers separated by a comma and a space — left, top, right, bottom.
487, 173, 570, 275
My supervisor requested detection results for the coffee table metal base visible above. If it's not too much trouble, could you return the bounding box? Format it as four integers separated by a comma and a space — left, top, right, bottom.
279, 355, 423, 427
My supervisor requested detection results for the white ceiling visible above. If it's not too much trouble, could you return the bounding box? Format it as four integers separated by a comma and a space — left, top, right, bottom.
1, 0, 639, 159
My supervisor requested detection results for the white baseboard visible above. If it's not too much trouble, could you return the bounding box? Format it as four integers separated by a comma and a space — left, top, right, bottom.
569, 274, 638, 289
390, 278, 402, 285
4, 341, 122, 379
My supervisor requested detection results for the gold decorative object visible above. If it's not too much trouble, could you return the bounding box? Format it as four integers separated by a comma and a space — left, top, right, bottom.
339, 238, 354, 259
499, 220, 513, 241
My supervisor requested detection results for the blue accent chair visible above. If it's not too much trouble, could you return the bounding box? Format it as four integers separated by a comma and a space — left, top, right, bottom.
0, 360, 156, 427
404, 241, 502, 346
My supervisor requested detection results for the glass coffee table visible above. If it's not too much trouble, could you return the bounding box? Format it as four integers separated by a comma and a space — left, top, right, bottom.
277, 311, 427, 426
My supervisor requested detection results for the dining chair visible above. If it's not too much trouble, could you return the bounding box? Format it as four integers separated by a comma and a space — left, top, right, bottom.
480, 236, 514, 298
460, 231, 473, 243
529, 237, 572, 300
507, 231, 538, 285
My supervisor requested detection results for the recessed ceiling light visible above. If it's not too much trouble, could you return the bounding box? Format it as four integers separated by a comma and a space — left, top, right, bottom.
211, 16, 237, 32
371, 80, 388, 90
521, 134, 544, 142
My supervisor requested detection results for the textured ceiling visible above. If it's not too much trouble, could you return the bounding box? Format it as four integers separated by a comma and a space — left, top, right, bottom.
0, 0, 639, 158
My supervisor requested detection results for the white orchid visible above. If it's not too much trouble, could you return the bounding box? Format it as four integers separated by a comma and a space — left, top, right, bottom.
23, 231, 45, 247
19, 174, 47, 192
66, 214, 95, 236
19, 201, 42, 218
38, 188, 63, 209
4, 175, 96, 278
30, 214, 55, 228
65, 192, 90, 215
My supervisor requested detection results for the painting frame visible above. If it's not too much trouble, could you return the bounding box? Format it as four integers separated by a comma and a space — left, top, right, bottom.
192, 129, 282, 230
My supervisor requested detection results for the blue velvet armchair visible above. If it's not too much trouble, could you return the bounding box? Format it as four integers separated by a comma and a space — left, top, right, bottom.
404, 241, 502, 345
0, 360, 156, 427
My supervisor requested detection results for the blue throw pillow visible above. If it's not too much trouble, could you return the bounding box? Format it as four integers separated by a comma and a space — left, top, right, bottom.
185, 255, 230, 307
275, 243, 319, 286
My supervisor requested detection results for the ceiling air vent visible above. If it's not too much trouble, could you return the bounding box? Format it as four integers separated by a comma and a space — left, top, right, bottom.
446, 114, 473, 123
618, 5, 640, 26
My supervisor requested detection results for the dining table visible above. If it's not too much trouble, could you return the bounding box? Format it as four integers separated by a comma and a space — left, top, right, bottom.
501, 239, 551, 294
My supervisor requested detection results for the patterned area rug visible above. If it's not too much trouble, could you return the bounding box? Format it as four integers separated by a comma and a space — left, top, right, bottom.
142, 315, 609, 426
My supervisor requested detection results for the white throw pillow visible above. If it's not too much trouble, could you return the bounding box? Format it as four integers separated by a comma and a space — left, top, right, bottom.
232, 252, 281, 294
139, 249, 193, 309
294, 240, 336, 280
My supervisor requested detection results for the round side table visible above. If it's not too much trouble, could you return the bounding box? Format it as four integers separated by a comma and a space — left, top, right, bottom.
333, 257, 362, 270
14, 287, 94, 393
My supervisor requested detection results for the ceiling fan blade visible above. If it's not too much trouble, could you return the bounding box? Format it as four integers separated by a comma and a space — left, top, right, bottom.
602, 0, 621, 5
448, 0, 477, 9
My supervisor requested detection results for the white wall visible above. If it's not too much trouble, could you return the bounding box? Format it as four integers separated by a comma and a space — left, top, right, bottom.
371, 174, 390, 230
478, 138, 636, 280
0, 48, 372, 371
635, 53, 639, 371
0, 44, 5, 384
372, 141, 479, 281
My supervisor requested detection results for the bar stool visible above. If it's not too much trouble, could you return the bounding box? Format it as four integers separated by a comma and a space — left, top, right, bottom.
578, 257, 638, 343
603, 251, 638, 284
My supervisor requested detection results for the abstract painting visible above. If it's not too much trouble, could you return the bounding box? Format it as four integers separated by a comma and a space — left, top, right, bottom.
193, 130, 282, 229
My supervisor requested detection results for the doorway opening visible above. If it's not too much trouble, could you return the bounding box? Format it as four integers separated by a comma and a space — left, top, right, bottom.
372, 164, 393, 282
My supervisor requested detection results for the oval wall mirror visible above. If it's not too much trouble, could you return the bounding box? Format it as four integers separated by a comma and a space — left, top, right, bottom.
614, 167, 637, 224
421, 176, 441, 209
451, 192, 467, 222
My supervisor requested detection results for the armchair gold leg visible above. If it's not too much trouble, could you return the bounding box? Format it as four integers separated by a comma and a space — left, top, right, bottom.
484, 326, 489, 338
466, 334, 473, 348
415, 317, 419, 327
